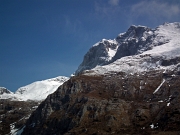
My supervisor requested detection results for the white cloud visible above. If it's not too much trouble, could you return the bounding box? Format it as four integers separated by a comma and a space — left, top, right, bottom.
131, 1, 180, 19
94, 0, 121, 18
63, 15, 83, 35
108, 0, 119, 6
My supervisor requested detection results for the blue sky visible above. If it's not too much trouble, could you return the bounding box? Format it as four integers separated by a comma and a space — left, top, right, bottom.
1, 0, 180, 92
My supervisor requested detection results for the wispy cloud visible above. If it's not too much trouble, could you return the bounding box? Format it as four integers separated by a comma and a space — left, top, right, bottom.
64, 15, 82, 34
108, 0, 120, 6
131, 1, 180, 19
94, 0, 121, 18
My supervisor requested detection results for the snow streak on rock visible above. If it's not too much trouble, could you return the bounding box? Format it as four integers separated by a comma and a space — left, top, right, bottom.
153, 79, 166, 94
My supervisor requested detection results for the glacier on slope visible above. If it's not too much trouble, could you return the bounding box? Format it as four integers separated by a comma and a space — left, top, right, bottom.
0, 76, 69, 101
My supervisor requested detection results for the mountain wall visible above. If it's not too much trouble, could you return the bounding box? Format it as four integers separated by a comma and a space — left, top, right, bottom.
20, 22, 180, 134
22, 68, 180, 135
0, 99, 39, 135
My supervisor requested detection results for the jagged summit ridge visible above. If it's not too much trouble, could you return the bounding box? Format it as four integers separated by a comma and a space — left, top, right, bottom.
76, 22, 180, 75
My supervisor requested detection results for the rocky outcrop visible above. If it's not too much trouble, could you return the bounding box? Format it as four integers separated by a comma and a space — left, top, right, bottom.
75, 39, 118, 75
112, 25, 155, 61
0, 87, 12, 95
22, 68, 180, 135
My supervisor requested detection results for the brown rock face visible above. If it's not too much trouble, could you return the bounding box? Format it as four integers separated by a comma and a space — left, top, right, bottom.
0, 100, 39, 135
22, 69, 180, 135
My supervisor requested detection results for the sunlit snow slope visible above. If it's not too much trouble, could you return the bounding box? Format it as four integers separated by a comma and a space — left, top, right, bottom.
0, 76, 69, 101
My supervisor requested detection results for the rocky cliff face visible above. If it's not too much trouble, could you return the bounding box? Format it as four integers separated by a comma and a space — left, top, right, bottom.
22, 68, 180, 135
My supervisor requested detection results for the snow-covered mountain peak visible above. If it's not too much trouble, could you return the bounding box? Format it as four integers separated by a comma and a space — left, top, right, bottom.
0, 76, 69, 101
75, 24, 159, 75
76, 22, 180, 76
14, 76, 69, 101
